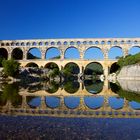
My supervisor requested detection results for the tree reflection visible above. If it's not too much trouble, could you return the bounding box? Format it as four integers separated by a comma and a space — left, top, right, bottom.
64, 81, 79, 93
0, 83, 22, 107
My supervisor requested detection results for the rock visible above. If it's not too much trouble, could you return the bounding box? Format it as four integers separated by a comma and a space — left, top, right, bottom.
117, 64, 140, 80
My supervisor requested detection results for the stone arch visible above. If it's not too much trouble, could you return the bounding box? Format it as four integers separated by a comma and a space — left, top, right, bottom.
84, 62, 103, 75
64, 46, 80, 59
1, 43, 5, 46
128, 46, 140, 55
0, 48, 8, 60
44, 62, 59, 71
64, 97, 80, 109
77, 41, 81, 45
25, 62, 39, 67
27, 47, 41, 59
26, 42, 30, 46
63, 41, 68, 45
6, 43, 10, 46
11, 48, 23, 60
108, 46, 123, 59
45, 47, 61, 60
64, 62, 80, 74
84, 46, 104, 60
21, 42, 25, 46
38, 41, 43, 46
32, 42, 37, 46
84, 62, 104, 94
51, 41, 55, 46
57, 41, 61, 45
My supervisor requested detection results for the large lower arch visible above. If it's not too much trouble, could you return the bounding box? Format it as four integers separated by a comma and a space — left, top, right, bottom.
45, 47, 60, 60
64, 47, 80, 59
129, 46, 140, 55
84, 62, 103, 75
0, 48, 8, 60
64, 62, 80, 74
84, 47, 104, 60
108, 46, 123, 59
11, 48, 23, 60
25, 62, 39, 67
44, 62, 59, 70
27, 47, 41, 59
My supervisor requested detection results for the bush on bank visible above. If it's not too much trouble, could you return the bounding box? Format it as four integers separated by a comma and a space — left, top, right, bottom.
117, 53, 140, 68
2, 59, 20, 78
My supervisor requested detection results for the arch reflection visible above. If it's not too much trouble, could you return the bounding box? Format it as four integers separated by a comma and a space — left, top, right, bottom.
45, 97, 60, 108
64, 97, 80, 109
109, 97, 124, 109
84, 96, 104, 109
27, 96, 41, 108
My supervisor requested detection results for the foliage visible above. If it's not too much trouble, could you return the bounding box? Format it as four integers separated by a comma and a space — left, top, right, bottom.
2, 59, 20, 77
46, 81, 59, 93
0, 57, 4, 67
64, 81, 79, 93
117, 53, 140, 68
110, 83, 140, 103
0, 83, 22, 107
84, 63, 103, 75
49, 68, 59, 78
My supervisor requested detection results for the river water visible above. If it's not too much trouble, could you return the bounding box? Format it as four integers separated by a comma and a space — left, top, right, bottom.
0, 80, 140, 140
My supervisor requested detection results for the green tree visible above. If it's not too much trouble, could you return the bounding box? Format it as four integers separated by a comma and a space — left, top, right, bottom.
2, 59, 20, 77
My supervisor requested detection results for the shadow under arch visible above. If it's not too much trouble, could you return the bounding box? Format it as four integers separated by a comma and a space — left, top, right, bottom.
64, 46, 80, 59
27, 47, 41, 59
64, 96, 80, 109
64, 62, 80, 75
128, 46, 140, 55
45, 47, 61, 60
108, 46, 123, 60
44, 62, 59, 70
84, 46, 104, 60
11, 48, 23, 60
25, 62, 39, 67
84, 62, 104, 94
110, 62, 120, 74
0, 48, 8, 60
84, 62, 103, 75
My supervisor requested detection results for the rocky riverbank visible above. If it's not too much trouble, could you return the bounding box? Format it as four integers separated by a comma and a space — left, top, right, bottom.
117, 64, 140, 80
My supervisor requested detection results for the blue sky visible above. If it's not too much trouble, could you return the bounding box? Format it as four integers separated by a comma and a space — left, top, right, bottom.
0, 0, 140, 58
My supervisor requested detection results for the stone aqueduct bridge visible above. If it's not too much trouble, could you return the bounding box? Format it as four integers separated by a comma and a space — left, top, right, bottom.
0, 38, 140, 77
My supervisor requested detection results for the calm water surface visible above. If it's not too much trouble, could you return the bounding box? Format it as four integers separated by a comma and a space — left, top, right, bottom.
0, 80, 140, 140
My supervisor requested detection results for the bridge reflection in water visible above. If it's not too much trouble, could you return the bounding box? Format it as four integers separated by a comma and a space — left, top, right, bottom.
0, 80, 140, 118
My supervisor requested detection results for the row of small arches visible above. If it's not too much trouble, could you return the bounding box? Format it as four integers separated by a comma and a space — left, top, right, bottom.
1, 40, 140, 47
